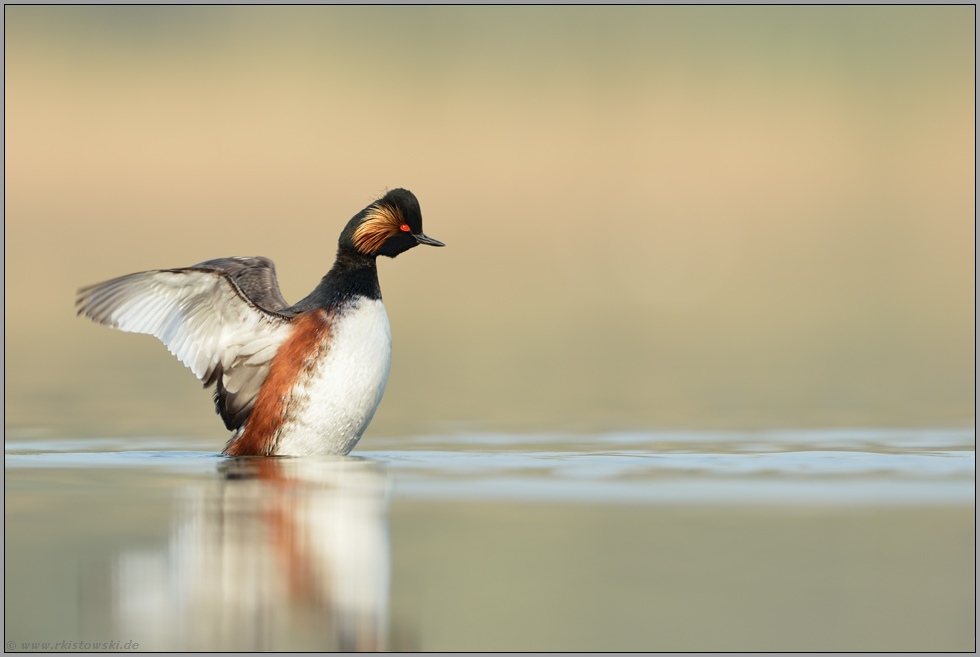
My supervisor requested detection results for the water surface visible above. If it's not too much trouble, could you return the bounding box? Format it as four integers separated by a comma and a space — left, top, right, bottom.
5, 429, 975, 651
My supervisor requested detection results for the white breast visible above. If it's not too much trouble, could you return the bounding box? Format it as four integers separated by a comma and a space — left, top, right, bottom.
274, 298, 392, 456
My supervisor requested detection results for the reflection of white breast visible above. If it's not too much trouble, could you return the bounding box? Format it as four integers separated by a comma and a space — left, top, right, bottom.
115, 458, 392, 651
275, 297, 392, 456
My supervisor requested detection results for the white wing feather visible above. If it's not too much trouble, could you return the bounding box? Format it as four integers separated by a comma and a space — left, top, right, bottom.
77, 268, 294, 426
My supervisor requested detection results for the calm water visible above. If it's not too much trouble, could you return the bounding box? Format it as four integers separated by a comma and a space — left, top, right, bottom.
4, 428, 975, 651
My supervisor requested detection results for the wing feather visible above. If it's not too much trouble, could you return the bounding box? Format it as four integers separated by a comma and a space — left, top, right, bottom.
77, 259, 297, 430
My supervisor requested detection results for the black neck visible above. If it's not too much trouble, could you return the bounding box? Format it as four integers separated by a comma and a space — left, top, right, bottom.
289, 247, 381, 312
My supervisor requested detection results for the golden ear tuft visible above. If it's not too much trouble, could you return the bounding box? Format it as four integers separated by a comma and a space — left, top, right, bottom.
352, 203, 403, 254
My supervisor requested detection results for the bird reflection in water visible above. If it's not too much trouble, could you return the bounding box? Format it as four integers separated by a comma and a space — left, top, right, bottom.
114, 457, 390, 651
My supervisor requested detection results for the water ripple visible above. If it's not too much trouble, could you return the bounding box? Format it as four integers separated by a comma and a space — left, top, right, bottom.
5, 428, 974, 505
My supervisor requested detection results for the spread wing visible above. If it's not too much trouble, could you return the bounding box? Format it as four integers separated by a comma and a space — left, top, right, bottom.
76, 257, 297, 430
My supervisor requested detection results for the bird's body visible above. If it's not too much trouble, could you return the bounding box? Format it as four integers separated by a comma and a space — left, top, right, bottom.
76, 188, 442, 457
245, 298, 392, 457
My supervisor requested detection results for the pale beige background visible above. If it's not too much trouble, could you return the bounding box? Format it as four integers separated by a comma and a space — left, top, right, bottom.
5, 6, 975, 441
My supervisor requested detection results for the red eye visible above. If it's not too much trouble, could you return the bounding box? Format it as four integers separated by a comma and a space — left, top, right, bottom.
400, 224, 411, 232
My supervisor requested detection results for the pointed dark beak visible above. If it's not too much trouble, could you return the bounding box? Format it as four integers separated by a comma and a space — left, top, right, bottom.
415, 233, 445, 247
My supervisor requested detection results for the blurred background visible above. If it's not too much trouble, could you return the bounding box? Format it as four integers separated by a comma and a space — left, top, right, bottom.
5, 5, 975, 440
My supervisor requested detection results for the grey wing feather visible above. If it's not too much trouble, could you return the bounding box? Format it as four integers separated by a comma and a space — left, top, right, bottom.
76, 258, 296, 431
188, 257, 292, 314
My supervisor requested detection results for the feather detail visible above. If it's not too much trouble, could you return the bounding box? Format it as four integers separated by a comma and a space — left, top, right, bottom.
76, 258, 295, 431
223, 310, 332, 456
352, 202, 403, 255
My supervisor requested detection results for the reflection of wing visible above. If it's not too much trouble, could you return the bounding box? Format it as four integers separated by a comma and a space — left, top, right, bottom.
76, 257, 296, 430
